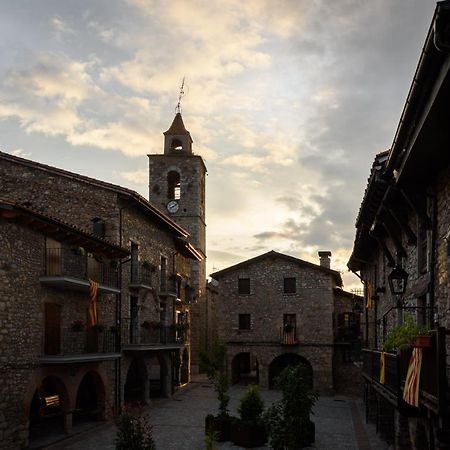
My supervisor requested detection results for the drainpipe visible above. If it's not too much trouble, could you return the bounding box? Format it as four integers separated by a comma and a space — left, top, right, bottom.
428, 188, 437, 328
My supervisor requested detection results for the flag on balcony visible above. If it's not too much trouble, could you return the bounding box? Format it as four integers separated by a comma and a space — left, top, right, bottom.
88, 279, 99, 326
379, 352, 385, 384
366, 283, 373, 309
403, 347, 423, 407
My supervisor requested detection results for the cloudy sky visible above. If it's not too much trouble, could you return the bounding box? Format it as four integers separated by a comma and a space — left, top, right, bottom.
0, 0, 436, 289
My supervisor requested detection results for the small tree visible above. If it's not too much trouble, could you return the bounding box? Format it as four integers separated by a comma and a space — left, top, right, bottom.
264, 364, 318, 450
200, 341, 230, 417
115, 410, 156, 450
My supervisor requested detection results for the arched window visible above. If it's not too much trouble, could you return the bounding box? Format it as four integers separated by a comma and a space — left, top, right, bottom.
167, 171, 181, 200
170, 139, 183, 151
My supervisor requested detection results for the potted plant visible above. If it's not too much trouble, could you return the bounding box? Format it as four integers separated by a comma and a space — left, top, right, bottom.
201, 342, 232, 442
230, 384, 266, 448
72, 246, 86, 256
264, 364, 317, 449
382, 314, 431, 352
71, 320, 84, 332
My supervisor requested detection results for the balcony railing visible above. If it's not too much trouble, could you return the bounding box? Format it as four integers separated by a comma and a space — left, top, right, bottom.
42, 327, 120, 358
42, 248, 119, 290
130, 263, 152, 288
280, 326, 297, 345
362, 328, 449, 414
122, 318, 187, 347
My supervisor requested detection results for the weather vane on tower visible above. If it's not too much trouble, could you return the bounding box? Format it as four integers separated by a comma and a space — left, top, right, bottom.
176, 77, 185, 114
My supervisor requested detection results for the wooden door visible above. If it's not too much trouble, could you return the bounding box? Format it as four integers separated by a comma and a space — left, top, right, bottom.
44, 303, 61, 355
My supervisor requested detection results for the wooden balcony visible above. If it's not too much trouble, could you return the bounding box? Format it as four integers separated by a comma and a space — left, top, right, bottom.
362, 328, 449, 415
40, 326, 121, 364
40, 248, 120, 294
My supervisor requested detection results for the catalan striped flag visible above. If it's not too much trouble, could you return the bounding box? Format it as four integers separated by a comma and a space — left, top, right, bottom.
366, 283, 373, 309
403, 348, 423, 407
379, 352, 385, 384
88, 279, 99, 326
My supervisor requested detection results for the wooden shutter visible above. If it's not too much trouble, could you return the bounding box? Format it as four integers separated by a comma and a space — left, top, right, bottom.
44, 303, 61, 355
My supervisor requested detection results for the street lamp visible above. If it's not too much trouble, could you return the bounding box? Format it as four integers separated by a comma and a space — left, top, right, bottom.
388, 264, 408, 296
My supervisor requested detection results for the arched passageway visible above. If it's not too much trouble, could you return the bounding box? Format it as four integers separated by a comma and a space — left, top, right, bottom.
231, 352, 259, 385
124, 358, 148, 405
28, 376, 69, 446
74, 371, 105, 424
149, 354, 167, 398
268, 353, 313, 389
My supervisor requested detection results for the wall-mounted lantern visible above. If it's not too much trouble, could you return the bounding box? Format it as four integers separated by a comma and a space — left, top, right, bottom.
388, 264, 408, 296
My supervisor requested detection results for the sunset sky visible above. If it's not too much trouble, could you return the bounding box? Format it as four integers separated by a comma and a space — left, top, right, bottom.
0, 0, 436, 289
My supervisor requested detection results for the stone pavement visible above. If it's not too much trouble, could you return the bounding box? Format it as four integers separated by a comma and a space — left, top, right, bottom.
47, 380, 388, 450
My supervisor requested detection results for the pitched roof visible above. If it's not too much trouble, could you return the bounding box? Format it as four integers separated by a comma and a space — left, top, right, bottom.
210, 250, 343, 286
0, 200, 129, 258
164, 113, 191, 136
0, 150, 189, 238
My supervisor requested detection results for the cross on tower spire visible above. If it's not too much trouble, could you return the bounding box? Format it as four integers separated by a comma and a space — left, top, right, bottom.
176, 77, 185, 114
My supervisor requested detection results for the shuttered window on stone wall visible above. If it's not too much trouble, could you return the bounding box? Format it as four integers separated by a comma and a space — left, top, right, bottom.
239, 313, 251, 330
284, 277, 296, 294
238, 278, 251, 295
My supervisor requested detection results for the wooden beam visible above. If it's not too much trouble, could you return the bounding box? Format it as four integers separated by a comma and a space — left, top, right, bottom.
399, 188, 431, 229
385, 206, 417, 245
371, 234, 395, 267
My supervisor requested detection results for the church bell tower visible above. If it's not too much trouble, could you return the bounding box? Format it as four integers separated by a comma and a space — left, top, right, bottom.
147, 112, 207, 294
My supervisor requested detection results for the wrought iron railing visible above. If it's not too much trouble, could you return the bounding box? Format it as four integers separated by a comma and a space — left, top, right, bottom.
44, 247, 119, 288
122, 318, 187, 346
279, 326, 297, 345
43, 327, 120, 356
130, 263, 153, 286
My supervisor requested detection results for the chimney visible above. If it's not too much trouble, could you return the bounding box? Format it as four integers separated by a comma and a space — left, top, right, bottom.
318, 251, 332, 269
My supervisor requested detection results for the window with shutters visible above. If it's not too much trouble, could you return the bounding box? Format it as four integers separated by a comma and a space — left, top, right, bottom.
283, 277, 296, 294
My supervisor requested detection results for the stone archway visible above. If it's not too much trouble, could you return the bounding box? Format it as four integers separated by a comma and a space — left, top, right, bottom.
74, 371, 106, 423
268, 353, 313, 389
231, 352, 260, 385
124, 358, 149, 405
28, 375, 70, 446
149, 353, 170, 398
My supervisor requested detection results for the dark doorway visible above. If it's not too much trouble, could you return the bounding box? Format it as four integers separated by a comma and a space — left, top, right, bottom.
44, 303, 61, 355
74, 371, 105, 424
180, 348, 189, 384
124, 358, 148, 404
231, 352, 259, 385
268, 353, 312, 389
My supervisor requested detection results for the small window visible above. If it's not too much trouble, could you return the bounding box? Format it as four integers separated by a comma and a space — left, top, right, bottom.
239, 314, 251, 330
167, 171, 181, 200
238, 278, 250, 295
160, 256, 167, 291
284, 277, 296, 294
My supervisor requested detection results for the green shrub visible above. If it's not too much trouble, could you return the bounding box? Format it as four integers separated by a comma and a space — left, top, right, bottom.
115, 411, 156, 450
238, 384, 264, 425
264, 364, 317, 450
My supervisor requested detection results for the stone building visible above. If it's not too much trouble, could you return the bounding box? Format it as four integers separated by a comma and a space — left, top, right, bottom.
210, 250, 362, 394
0, 115, 203, 449
348, 2, 450, 448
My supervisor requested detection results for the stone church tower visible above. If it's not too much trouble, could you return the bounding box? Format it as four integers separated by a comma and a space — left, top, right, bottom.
148, 112, 207, 373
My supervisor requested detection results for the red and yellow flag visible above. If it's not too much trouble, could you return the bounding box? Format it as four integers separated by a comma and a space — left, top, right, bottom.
366, 283, 373, 309
403, 348, 423, 407
88, 279, 99, 326
380, 352, 385, 384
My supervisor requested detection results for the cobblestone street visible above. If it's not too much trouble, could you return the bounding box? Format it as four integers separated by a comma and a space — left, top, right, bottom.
47, 379, 388, 450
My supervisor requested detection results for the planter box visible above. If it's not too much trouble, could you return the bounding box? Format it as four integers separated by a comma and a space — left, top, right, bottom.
412, 335, 432, 348
205, 415, 231, 442
230, 421, 266, 448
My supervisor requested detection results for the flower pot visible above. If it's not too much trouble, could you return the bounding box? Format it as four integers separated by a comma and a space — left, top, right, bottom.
412, 335, 432, 348
230, 421, 266, 448
205, 415, 231, 442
